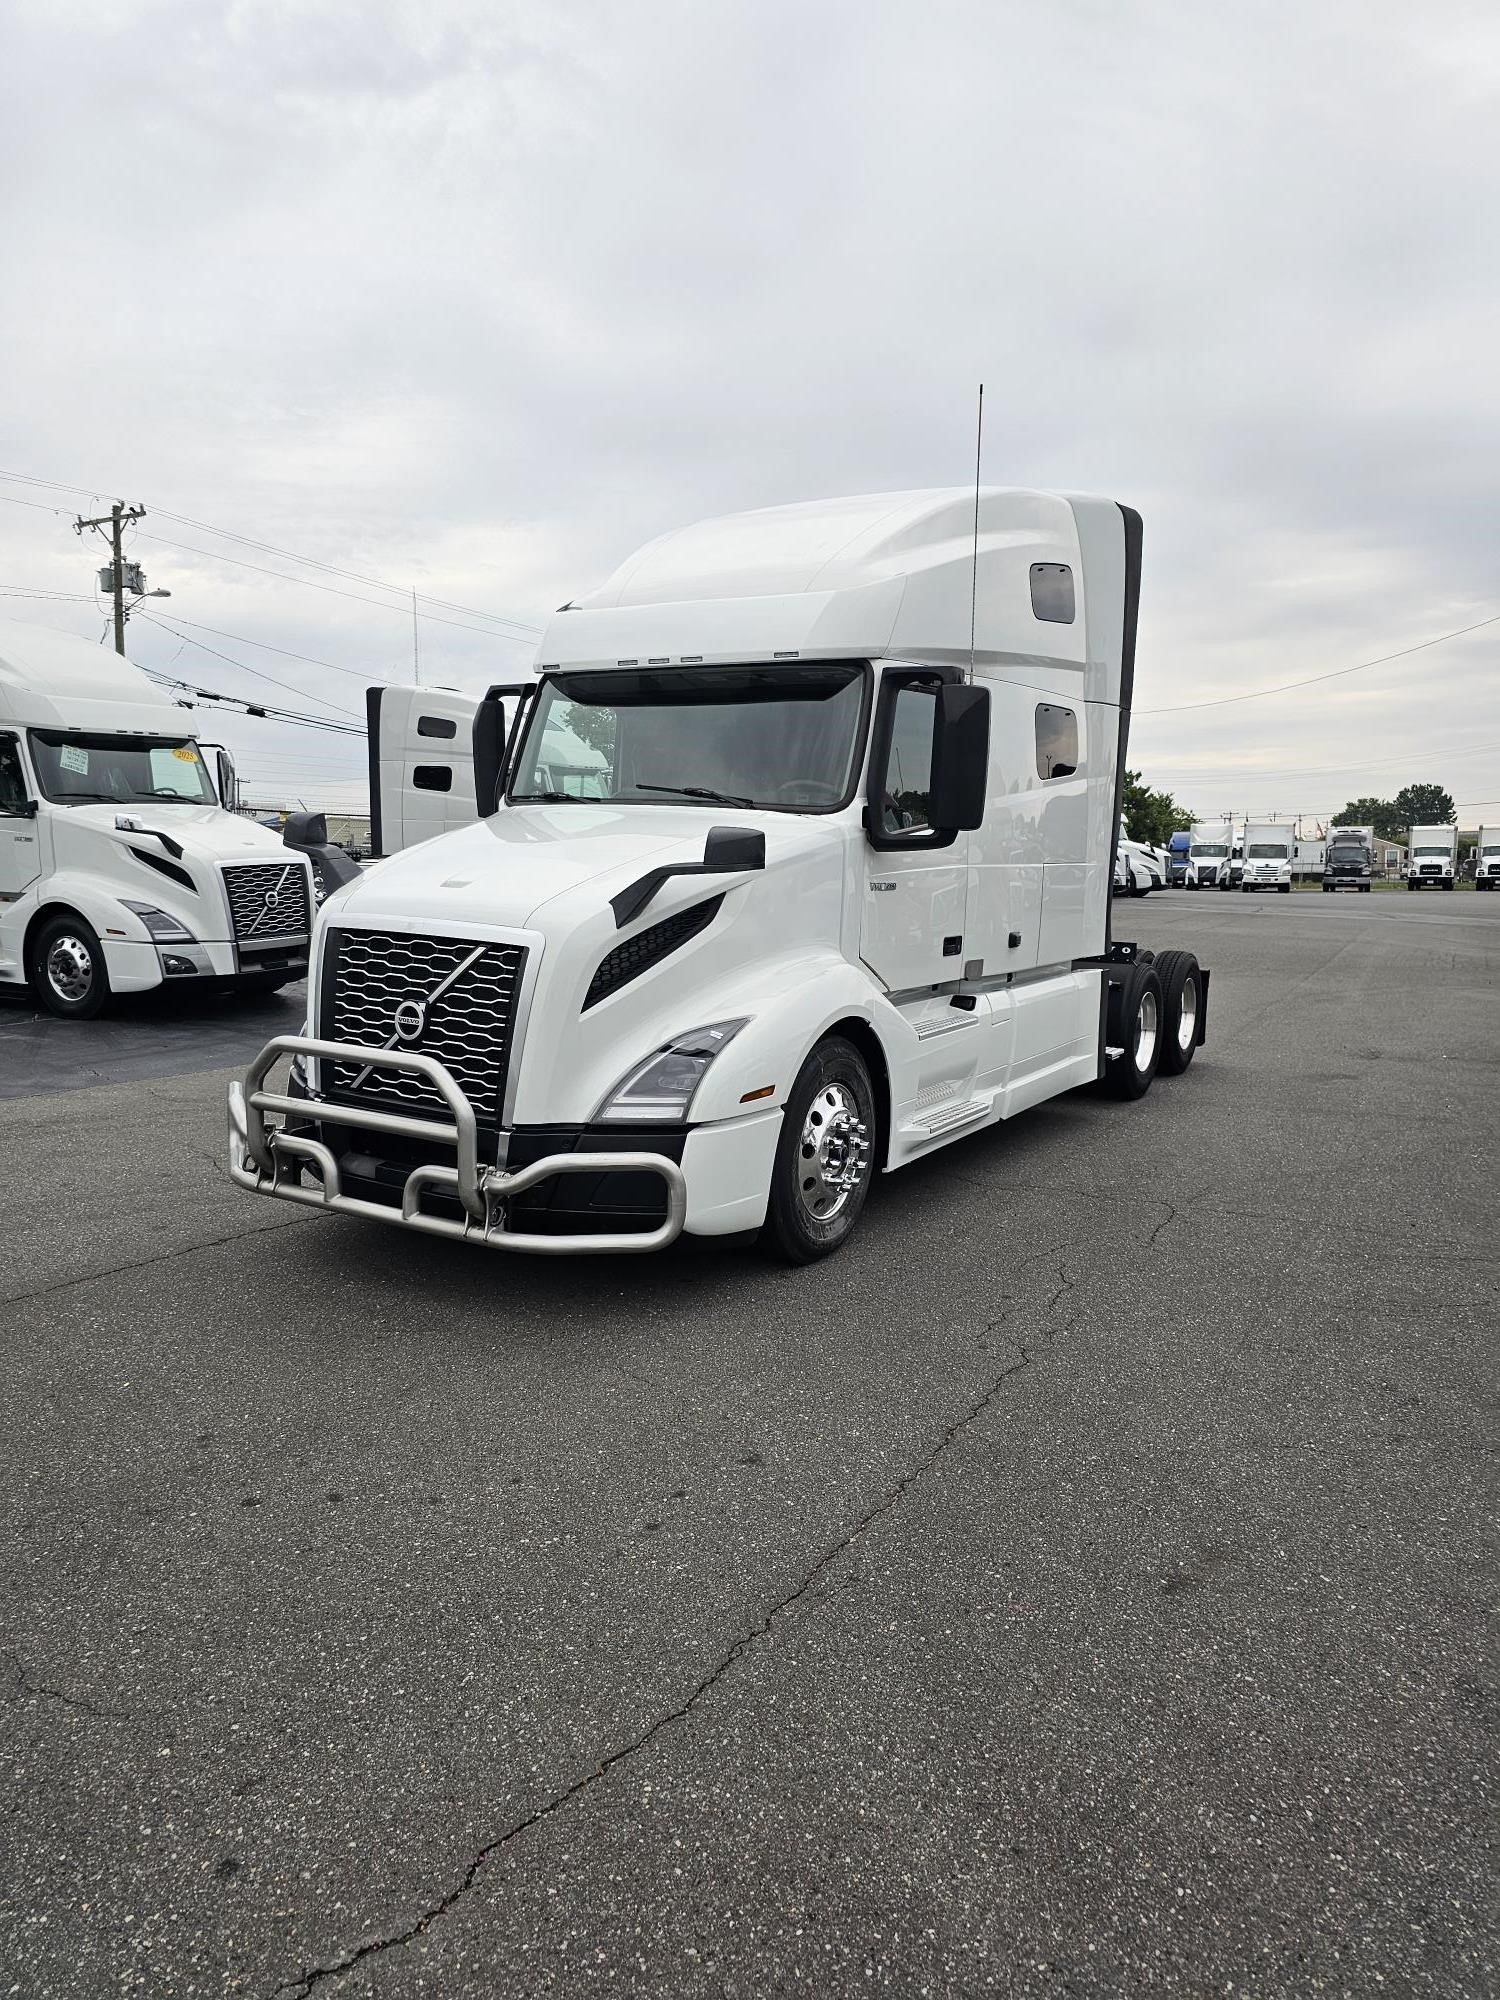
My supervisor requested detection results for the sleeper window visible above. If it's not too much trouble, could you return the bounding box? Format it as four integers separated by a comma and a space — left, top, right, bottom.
1029, 563, 1076, 624
416, 715, 458, 739
876, 683, 937, 835
1035, 704, 1079, 781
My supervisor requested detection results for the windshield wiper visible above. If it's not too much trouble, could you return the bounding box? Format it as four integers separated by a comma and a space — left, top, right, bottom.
635, 783, 755, 807
513, 790, 575, 803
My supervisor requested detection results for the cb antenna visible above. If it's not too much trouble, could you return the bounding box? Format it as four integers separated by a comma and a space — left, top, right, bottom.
968, 382, 984, 678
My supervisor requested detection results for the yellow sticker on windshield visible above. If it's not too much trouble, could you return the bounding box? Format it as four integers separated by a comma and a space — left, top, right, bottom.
171, 746, 197, 761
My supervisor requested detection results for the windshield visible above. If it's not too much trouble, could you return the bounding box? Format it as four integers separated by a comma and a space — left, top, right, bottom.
510, 663, 869, 812
1327, 848, 1368, 864
1191, 843, 1228, 858
29, 730, 216, 807
1483, 844, 1500, 856
1247, 842, 1288, 859
1413, 845, 1451, 857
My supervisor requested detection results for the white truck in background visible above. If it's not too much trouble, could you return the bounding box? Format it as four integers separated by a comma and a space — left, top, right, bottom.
1188, 819, 1233, 889
1476, 826, 1500, 891
1240, 820, 1293, 893
0, 618, 352, 1017
1407, 824, 1457, 890
1322, 823, 1374, 893
228, 486, 1211, 1265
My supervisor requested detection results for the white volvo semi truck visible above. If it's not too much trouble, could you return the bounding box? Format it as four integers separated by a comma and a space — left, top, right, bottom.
228, 489, 1210, 1263
0, 618, 341, 1016
1407, 824, 1457, 889
1187, 820, 1232, 889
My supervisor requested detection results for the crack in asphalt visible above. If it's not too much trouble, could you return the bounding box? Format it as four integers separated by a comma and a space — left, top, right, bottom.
270, 1255, 1078, 1996
1, 1212, 306, 1310
4, 1648, 134, 1723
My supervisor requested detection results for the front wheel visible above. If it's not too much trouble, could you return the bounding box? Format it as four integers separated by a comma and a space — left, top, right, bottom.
761, 1036, 877, 1264
31, 913, 111, 1019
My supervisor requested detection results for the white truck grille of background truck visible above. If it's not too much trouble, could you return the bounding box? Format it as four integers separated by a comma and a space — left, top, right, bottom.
222, 861, 312, 942
322, 928, 526, 1123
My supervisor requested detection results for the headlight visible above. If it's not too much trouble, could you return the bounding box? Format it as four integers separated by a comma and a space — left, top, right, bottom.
121, 901, 196, 943
595, 1019, 749, 1124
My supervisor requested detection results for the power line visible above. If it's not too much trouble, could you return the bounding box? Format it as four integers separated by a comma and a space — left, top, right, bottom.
141, 663, 366, 736
1138, 611, 1500, 715
134, 528, 539, 641
145, 612, 399, 685
133, 611, 364, 721
0, 469, 541, 637
149, 504, 542, 636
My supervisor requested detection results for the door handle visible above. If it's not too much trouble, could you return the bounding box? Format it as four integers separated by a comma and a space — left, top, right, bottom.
1008, 931, 1022, 949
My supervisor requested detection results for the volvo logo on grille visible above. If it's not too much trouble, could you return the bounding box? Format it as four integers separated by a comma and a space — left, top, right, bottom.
263, 889, 280, 910
393, 997, 427, 1044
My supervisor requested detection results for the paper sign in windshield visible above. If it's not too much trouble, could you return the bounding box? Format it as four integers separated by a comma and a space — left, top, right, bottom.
59, 744, 90, 775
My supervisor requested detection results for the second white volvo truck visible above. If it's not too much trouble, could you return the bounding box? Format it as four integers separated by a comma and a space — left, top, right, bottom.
0, 618, 344, 1016
228, 489, 1210, 1263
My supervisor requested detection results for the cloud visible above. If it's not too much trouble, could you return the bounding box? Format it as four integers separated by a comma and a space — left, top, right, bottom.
2, 0, 1497, 819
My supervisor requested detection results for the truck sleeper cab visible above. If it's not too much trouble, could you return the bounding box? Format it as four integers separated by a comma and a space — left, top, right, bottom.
228, 489, 1210, 1262
0, 618, 325, 1016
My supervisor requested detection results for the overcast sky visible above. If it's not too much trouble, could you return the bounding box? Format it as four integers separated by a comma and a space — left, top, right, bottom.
3, 0, 1498, 825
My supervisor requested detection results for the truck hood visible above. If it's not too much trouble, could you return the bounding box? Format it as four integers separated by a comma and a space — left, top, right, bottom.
330, 803, 841, 933
62, 802, 293, 862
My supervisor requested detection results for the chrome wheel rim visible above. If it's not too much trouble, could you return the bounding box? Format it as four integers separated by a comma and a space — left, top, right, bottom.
796, 1081, 871, 1223
46, 934, 94, 1004
1134, 989, 1159, 1071
1176, 977, 1197, 1052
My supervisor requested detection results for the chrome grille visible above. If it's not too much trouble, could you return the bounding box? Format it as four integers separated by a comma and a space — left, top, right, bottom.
223, 861, 312, 941
322, 928, 526, 1122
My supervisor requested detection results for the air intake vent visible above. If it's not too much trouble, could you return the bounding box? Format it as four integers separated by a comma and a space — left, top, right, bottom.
583, 896, 723, 1011
130, 846, 196, 893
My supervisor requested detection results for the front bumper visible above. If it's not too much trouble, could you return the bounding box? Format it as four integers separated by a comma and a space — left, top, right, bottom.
227, 1034, 688, 1255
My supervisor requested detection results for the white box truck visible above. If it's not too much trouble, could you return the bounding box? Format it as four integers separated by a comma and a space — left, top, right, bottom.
0, 618, 350, 1016
1476, 826, 1500, 891
1407, 824, 1457, 890
1322, 824, 1374, 892
1241, 820, 1293, 892
1188, 819, 1233, 889
228, 488, 1211, 1263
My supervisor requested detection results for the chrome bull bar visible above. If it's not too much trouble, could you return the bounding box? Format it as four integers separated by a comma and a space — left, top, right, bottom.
227, 1034, 687, 1255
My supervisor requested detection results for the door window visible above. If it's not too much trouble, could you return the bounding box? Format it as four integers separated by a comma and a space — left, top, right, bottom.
0, 736, 28, 815
873, 683, 937, 837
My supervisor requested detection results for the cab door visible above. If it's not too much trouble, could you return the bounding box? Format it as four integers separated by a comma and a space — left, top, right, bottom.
0, 734, 42, 901
860, 672, 969, 993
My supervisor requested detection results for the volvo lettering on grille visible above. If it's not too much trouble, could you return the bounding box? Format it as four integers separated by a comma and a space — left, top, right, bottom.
323, 928, 527, 1124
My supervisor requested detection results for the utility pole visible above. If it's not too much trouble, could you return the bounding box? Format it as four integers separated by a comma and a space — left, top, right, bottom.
75, 502, 148, 653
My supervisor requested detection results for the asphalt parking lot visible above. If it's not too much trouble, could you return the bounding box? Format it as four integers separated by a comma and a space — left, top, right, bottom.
1, 893, 1495, 1998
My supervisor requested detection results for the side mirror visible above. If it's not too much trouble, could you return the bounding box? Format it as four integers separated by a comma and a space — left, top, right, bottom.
282, 811, 328, 849
472, 696, 507, 817
930, 683, 990, 832
703, 825, 765, 872
215, 746, 237, 809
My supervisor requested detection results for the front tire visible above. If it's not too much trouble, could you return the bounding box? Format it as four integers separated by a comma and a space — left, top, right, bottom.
761, 1036, 877, 1265
1101, 963, 1165, 1100
31, 913, 111, 1019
